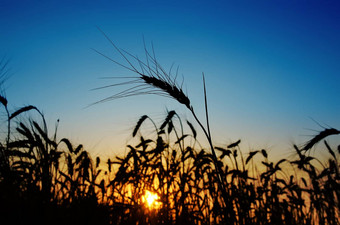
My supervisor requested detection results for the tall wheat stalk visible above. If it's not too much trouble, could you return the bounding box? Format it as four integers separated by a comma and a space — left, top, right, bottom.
93, 30, 234, 222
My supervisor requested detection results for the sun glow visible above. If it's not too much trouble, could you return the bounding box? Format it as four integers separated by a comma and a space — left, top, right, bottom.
142, 190, 160, 209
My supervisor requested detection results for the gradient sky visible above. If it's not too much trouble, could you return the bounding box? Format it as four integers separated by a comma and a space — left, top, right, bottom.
1, 0, 339, 159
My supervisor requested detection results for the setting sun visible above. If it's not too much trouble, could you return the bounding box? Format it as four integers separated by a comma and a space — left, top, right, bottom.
142, 190, 161, 209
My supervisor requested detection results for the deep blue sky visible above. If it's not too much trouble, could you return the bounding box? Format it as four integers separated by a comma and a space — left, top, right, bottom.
1, 0, 339, 158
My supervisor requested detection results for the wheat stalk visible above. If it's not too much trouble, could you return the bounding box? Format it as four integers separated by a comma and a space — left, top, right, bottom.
94, 30, 234, 222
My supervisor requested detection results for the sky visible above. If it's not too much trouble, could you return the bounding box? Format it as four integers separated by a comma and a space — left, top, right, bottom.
1, 0, 339, 159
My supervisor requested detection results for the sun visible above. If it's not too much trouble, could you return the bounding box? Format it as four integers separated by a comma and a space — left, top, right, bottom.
142, 190, 160, 209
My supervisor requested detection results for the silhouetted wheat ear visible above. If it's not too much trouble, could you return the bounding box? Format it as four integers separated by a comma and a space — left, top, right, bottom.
186, 120, 197, 139
261, 149, 268, 158
141, 75, 191, 109
303, 128, 340, 151
133, 115, 148, 137
9, 105, 38, 120
227, 139, 241, 148
160, 110, 176, 130
0, 95, 7, 107
246, 150, 259, 165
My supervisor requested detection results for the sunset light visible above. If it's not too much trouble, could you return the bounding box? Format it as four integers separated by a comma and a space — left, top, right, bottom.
1, 1, 339, 225
142, 190, 161, 209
